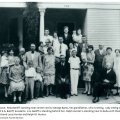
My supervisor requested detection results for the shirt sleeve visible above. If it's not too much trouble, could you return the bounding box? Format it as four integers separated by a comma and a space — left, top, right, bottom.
68, 57, 71, 63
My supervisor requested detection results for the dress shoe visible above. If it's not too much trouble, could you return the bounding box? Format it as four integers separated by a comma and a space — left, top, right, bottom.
92, 97, 99, 103
82, 91, 88, 94
87, 93, 92, 96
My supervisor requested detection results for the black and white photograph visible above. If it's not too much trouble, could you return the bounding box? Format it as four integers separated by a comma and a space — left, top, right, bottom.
0, 1, 120, 104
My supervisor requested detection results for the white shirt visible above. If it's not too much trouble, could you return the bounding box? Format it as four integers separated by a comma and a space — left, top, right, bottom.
25, 67, 36, 78
99, 49, 104, 55
1, 56, 8, 67
31, 53, 35, 60
75, 34, 82, 43
42, 35, 53, 45
36, 73, 42, 82
68, 56, 81, 69
53, 38, 59, 47
54, 43, 68, 57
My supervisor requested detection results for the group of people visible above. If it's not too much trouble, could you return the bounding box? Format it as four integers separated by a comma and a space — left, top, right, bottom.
0, 26, 119, 103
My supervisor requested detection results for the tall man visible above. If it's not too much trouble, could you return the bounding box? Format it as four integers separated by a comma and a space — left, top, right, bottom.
62, 26, 72, 46
23, 43, 43, 100
77, 36, 89, 59
56, 55, 70, 99
94, 44, 106, 73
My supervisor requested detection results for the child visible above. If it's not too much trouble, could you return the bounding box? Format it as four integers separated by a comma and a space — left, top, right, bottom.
68, 49, 81, 96
81, 48, 87, 65
0, 51, 9, 98
76, 28, 82, 43
34, 67, 44, 98
25, 61, 36, 100
72, 30, 77, 43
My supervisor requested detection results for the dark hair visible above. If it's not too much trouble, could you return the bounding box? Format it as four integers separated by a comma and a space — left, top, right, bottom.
88, 45, 94, 50
47, 47, 53, 52
64, 26, 68, 29
106, 47, 112, 51
115, 49, 120, 53
39, 42, 43, 46
45, 28, 49, 31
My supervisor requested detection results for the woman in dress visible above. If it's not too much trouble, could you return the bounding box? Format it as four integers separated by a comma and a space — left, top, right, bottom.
0, 51, 9, 98
82, 45, 95, 95
113, 49, 120, 95
43, 47, 55, 97
9, 57, 25, 103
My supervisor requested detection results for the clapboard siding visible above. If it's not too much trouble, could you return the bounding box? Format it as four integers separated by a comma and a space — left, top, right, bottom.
87, 9, 120, 50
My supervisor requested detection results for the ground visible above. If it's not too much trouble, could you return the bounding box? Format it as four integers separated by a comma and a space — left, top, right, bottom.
27, 89, 120, 104
0, 85, 120, 104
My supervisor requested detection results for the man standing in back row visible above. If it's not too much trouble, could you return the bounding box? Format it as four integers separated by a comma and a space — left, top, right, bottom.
62, 26, 72, 47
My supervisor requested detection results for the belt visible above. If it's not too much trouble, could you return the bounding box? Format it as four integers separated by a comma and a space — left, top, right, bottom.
26, 76, 34, 78
71, 68, 79, 70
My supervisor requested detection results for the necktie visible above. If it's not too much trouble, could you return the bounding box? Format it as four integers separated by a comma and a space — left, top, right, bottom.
60, 44, 62, 54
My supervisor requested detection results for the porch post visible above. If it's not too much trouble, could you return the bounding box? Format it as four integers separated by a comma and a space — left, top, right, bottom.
18, 16, 23, 50
39, 8, 45, 42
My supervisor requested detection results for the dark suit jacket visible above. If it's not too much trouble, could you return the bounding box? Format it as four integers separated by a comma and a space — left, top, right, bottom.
62, 34, 72, 46
77, 42, 89, 58
94, 49, 106, 72
55, 62, 70, 84
102, 69, 116, 85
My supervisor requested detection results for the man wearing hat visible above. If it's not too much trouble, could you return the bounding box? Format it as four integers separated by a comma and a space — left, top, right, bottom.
68, 49, 81, 96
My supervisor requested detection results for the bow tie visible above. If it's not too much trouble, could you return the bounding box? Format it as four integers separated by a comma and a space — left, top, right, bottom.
31, 51, 34, 54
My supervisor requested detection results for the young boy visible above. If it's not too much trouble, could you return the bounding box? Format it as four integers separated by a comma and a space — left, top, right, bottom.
68, 49, 81, 96
34, 67, 44, 98
25, 61, 36, 100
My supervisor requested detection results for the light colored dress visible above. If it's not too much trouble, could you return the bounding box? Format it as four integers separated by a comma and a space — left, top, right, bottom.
9, 65, 25, 93
102, 54, 114, 68
43, 54, 55, 85
83, 52, 95, 82
113, 56, 120, 87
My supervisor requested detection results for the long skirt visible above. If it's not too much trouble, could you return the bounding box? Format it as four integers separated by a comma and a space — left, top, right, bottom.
9, 80, 25, 94
83, 64, 94, 82
44, 74, 55, 86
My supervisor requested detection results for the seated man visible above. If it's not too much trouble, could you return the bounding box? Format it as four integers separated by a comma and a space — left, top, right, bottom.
55, 55, 70, 99
92, 62, 116, 103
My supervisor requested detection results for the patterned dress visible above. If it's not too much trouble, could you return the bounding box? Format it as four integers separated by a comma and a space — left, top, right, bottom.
43, 54, 55, 85
83, 52, 95, 82
9, 65, 25, 93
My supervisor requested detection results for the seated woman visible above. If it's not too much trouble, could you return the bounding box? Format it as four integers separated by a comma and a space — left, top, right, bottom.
9, 57, 25, 103
55, 55, 70, 99
92, 62, 116, 103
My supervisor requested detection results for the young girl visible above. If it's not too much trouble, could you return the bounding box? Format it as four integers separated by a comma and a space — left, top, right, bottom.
25, 61, 36, 100
34, 67, 44, 98
82, 45, 95, 95
0, 51, 9, 98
